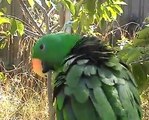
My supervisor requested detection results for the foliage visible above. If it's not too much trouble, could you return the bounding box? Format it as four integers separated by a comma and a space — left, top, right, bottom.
0, 3, 24, 36
0, 0, 126, 37
60, 0, 126, 34
118, 25, 149, 93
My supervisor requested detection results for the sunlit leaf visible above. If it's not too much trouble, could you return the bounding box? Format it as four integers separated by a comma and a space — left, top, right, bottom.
0, 72, 6, 82
9, 19, 17, 35
114, 1, 127, 5
0, 17, 10, 24
28, 0, 35, 8
0, 12, 4, 16
45, 0, 51, 8
0, 37, 7, 49
62, 0, 75, 15
108, 7, 117, 20
6, 0, 12, 4
85, 0, 96, 15
16, 20, 24, 36
1, 7, 7, 13
112, 5, 123, 14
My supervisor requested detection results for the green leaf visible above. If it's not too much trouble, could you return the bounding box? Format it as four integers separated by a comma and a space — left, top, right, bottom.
126, 48, 141, 64
6, 0, 12, 4
114, 1, 127, 5
16, 20, 24, 36
135, 27, 149, 39
28, 0, 35, 8
108, 7, 117, 20
0, 17, 10, 24
45, 0, 51, 8
0, 37, 7, 49
132, 63, 147, 91
85, 0, 96, 15
102, 8, 111, 21
0, 72, 6, 82
142, 61, 149, 74
1, 7, 7, 13
9, 19, 17, 35
62, 0, 75, 15
112, 5, 123, 14
0, 12, 4, 16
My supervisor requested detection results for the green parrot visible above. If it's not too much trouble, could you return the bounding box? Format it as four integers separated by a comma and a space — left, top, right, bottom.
32, 33, 142, 120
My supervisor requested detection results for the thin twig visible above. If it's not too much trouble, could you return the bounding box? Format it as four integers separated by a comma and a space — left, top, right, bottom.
130, 57, 149, 64
4, 14, 31, 29
18, 0, 44, 35
35, 1, 50, 33
104, 21, 141, 39
25, 29, 41, 37
47, 7, 55, 16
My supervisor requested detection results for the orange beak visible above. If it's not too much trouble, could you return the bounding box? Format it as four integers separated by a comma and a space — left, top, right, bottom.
32, 58, 46, 77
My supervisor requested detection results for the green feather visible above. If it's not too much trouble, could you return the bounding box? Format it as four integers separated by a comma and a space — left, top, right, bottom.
77, 59, 89, 65
33, 33, 142, 120
91, 87, 117, 120
102, 84, 126, 117
64, 81, 89, 103
72, 80, 89, 103
57, 90, 65, 110
71, 97, 98, 120
117, 83, 140, 120
85, 76, 102, 88
66, 64, 84, 88
84, 65, 97, 76
56, 105, 64, 120
63, 102, 76, 120
98, 66, 118, 85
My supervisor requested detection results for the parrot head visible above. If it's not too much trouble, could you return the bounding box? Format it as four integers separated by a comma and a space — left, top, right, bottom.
32, 33, 80, 77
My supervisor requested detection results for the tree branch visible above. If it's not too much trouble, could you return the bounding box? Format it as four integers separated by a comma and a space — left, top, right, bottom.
25, 29, 41, 37
47, 72, 55, 120
35, 1, 50, 33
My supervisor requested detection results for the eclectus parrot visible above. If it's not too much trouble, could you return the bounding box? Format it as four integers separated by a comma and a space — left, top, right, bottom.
32, 33, 142, 120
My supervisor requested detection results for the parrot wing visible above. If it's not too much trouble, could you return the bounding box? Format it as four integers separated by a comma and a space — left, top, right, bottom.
53, 36, 142, 120
54, 57, 142, 120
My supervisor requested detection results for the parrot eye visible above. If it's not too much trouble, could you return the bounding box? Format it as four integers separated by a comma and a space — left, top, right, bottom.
39, 44, 45, 51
